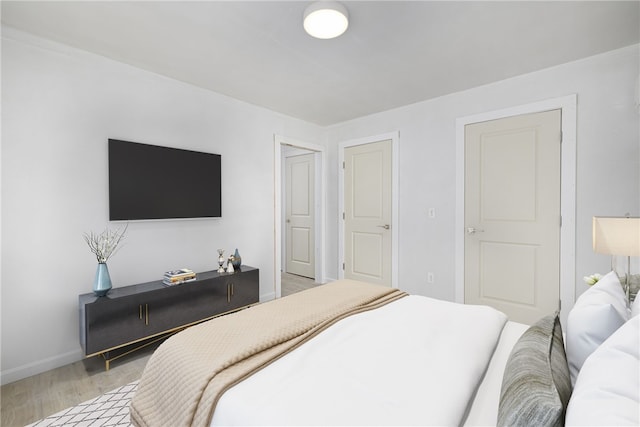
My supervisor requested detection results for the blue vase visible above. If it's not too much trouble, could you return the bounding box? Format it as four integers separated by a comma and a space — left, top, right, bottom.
232, 248, 242, 270
93, 263, 112, 297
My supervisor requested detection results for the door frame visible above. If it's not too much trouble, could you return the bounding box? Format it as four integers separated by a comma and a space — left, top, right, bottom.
338, 131, 400, 288
274, 135, 325, 299
455, 95, 577, 325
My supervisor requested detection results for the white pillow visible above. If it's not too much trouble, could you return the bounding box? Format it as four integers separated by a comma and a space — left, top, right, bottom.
632, 293, 640, 318
566, 271, 629, 385
566, 315, 639, 426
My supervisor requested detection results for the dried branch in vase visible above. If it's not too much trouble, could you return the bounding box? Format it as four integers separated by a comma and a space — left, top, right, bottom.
83, 224, 128, 263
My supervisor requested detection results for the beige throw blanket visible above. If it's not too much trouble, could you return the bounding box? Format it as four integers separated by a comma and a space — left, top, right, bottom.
130, 279, 407, 427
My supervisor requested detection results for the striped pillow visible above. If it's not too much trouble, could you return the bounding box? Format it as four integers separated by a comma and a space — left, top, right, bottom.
498, 313, 571, 427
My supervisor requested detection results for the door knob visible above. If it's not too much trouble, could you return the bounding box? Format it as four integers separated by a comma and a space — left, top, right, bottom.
378, 224, 390, 230
466, 227, 484, 234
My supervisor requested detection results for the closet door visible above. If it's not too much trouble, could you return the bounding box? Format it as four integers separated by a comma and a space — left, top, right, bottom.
464, 110, 561, 324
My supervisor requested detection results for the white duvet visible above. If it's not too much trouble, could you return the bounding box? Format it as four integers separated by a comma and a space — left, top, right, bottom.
211, 295, 508, 426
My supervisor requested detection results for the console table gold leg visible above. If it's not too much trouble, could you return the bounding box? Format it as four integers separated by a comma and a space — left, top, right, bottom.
100, 352, 111, 370
95, 331, 184, 371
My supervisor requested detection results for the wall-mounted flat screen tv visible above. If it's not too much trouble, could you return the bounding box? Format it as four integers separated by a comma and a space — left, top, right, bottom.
108, 139, 221, 221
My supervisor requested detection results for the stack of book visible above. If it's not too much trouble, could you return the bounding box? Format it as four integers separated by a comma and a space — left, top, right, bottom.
163, 268, 196, 286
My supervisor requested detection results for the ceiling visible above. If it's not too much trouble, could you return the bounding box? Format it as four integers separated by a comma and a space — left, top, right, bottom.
2, 1, 639, 126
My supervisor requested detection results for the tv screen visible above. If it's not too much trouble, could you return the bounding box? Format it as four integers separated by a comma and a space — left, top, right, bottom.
108, 139, 221, 221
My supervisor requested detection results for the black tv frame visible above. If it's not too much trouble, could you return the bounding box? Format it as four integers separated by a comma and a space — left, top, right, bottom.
108, 139, 222, 221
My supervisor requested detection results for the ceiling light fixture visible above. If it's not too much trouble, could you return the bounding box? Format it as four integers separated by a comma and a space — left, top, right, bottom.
303, 1, 349, 39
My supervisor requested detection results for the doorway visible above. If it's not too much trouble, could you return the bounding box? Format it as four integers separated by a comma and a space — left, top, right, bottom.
339, 132, 399, 288
274, 136, 325, 300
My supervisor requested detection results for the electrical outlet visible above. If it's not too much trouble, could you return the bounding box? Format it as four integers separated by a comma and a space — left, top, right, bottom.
427, 272, 434, 283
428, 208, 436, 218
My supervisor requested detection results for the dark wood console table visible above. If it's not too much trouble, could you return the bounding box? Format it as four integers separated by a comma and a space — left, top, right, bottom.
79, 266, 259, 369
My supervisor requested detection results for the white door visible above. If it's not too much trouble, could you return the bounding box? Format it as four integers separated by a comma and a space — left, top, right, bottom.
344, 140, 392, 286
285, 153, 315, 279
464, 110, 561, 325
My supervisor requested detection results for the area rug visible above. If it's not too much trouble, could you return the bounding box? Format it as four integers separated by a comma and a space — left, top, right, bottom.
26, 381, 137, 427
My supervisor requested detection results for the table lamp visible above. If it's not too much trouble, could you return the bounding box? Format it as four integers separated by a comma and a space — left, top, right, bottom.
592, 216, 640, 302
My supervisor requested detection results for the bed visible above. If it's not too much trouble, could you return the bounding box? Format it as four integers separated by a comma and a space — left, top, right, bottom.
130, 272, 639, 427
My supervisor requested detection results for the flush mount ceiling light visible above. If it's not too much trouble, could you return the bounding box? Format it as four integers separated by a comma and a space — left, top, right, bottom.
303, 1, 349, 39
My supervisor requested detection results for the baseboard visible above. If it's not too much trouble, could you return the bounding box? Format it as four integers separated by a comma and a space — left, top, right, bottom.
1, 348, 83, 386
261, 291, 276, 302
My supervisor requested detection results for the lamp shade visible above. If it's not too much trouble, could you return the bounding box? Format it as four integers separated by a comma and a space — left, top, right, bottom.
303, 1, 349, 39
593, 217, 640, 256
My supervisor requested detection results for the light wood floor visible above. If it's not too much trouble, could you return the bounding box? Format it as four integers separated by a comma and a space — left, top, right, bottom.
281, 271, 317, 296
1, 273, 317, 426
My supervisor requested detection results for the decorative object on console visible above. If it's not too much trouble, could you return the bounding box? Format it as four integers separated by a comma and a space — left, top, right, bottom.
93, 263, 112, 297
217, 249, 225, 273
227, 256, 235, 273
592, 216, 640, 302
83, 224, 127, 296
232, 248, 242, 270
163, 268, 196, 286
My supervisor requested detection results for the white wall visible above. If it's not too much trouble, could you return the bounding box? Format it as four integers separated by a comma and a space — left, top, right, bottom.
325, 44, 640, 302
0, 28, 325, 384
2, 25, 639, 386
